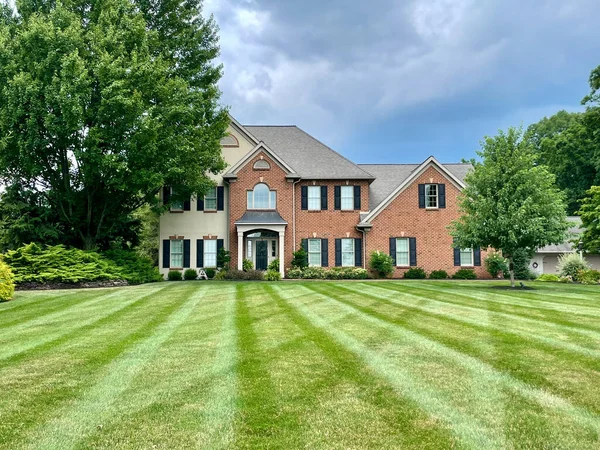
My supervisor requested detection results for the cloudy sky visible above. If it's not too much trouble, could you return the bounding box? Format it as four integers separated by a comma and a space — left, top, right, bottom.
203, 0, 600, 164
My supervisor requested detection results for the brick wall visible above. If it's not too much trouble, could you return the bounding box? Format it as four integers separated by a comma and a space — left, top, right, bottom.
367, 165, 490, 278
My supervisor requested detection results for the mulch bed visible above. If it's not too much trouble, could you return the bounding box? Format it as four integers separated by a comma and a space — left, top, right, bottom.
16, 280, 129, 291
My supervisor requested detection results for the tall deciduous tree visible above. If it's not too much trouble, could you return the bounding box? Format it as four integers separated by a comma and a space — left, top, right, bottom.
0, 0, 228, 249
577, 186, 600, 254
449, 127, 569, 287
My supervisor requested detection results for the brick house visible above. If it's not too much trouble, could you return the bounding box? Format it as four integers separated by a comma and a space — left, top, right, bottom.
159, 116, 489, 278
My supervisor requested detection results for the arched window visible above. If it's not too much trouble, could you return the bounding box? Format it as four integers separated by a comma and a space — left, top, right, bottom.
253, 159, 271, 170
220, 134, 239, 147
247, 183, 276, 209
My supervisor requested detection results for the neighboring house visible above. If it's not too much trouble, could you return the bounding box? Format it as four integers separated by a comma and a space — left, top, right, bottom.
158, 116, 490, 278
530, 216, 600, 275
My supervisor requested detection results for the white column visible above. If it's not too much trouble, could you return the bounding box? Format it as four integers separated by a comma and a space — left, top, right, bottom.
237, 231, 244, 271
279, 232, 285, 278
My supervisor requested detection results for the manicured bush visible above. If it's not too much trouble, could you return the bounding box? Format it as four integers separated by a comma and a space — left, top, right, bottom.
484, 252, 508, 278
557, 253, 590, 281
404, 267, 427, 279
291, 247, 308, 269
578, 269, 600, 285
265, 270, 281, 281
429, 270, 448, 279
326, 267, 368, 279
286, 268, 303, 279
559, 276, 573, 283
452, 269, 477, 280
0, 260, 15, 301
168, 270, 182, 281
369, 251, 394, 278
103, 249, 162, 284
536, 274, 560, 282
268, 259, 280, 272
220, 269, 264, 280
301, 267, 326, 279
217, 248, 231, 270
242, 258, 254, 272
183, 269, 197, 280
214, 270, 227, 280
245, 270, 265, 280
205, 268, 216, 279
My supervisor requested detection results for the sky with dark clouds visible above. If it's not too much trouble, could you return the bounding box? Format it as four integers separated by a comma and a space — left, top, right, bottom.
204, 0, 600, 164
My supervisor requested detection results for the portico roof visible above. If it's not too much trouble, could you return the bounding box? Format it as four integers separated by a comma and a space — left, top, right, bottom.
234, 211, 288, 226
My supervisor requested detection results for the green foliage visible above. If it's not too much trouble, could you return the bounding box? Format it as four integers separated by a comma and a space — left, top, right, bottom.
103, 249, 162, 284
214, 270, 227, 281
217, 247, 231, 270
183, 269, 197, 280
242, 259, 254, 272
133, 205, 159, 266
450, 126, 569, 286
557, 253, 590, 281
286, 268, 303, 279
220, 269, 264, 281
0, 259, 15, 301
205, 268, 216, 279
0, 0, 228, 249
484, 252, 508, 278
301, 267, 326, 279
536, 274, 560, 282
291, 247, 308, 269
578, 186, 600, 253
502, 248, 535, 280
167, 270, 182, 281
429, 270, 448, 279
369, 251, 394, 278
452, 269, 477, 280
265, 270, 281, 281
578, 269, 600, 285
559, 276, 573, 283
404, 267, 427, 279
323, 267, 368, 280
267, 259, 280, 272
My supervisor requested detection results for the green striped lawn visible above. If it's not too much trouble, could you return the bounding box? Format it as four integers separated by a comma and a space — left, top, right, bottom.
1, 281, 599, 449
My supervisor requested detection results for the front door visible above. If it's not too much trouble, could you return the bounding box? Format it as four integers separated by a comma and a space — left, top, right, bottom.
256, 240, 268, 270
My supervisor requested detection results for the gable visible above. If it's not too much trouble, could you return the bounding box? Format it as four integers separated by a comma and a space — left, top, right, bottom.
223, 142, 298, 180
221, 123, 258, 167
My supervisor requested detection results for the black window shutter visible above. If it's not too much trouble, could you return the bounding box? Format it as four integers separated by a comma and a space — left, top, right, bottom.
409, 237, 417, 266
354, 238, 362, 267
321, 239, 329, 267
301, 239, 309, 266
418, 184, 425, 208
217, 239, 224, 257
183, 240, 190, 268
183, 198, 191, 211
334, 186, 341, 210
197, 196, 204, 211
162, 240, 170, 268
217, 186, 225, 211
474, 248, 481, 266
301, 186, 308, 210
196, 239, 204, 267
321, 186, 328, 210
454, 247, 461, 266
354, 186, 361, 210
389, 237, 397, 265
334, 239, 342, 266
438, 184, 446, 208
163, 186, 171, 205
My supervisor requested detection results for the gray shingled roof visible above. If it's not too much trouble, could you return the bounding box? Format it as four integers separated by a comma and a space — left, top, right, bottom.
537, 217, 582, 253
357, 163, 473, 211
244, 126, 374, 180
234, 211, 288, 225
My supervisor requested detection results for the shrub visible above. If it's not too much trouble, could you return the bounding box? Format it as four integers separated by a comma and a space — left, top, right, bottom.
536, 274, 560, 282
286, 268, 303, 279
404, 267, 427, 279
183, 269, 197, 280
291, 247, 308, 269
205, 268, 216, 279
484, 252, 508, 278
242, 258, 254, 272
302, 267, 326, 279
429, 270, 448, 279
103, 249, 162, 284
559, 276, 573, 283
329, 267, 368, 279
268, 259, 280, 272
579, 269, 600, 285
245, 269, 264, 280
452, 269, 477, 279
168, 270, 182, 281
503, 248, 534, 280
0, 260, 15, 301
217, 247, 231, 270
557, 253, 590, 281
369, 251, 394, 278
214, 270, 227, 280
265, 270, 281, 281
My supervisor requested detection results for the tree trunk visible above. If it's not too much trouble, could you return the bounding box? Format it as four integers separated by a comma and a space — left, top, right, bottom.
82, 235, 95, 251
508, 257, 515, 288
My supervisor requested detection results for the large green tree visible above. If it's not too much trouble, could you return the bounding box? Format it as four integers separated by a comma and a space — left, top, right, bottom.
0, 0, 228, 249
450, 127, 569, 287
577, 186, 600, 254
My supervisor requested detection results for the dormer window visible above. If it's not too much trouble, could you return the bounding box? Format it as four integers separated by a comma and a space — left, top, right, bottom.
220, 134, 239, 147
247, 183, 276, 209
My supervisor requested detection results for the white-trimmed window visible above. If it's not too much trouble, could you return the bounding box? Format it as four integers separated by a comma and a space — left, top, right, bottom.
170, 239, 183, 268
341, 238, 354, 266
204, 240, 217, 267
308, 186, 321, 210
460, 248, 473, 266
308, 239, 321, 266
170, 188, 183, 211
340, 186, 353, 210
247, 183, 276, 209
425, 184, 438, 208
204, 187, 217, 211
395, 238, 409, 266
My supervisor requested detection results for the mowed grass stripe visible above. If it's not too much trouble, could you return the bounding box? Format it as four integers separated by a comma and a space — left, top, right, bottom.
21, 285, 207, 450
303, 283, 600, 448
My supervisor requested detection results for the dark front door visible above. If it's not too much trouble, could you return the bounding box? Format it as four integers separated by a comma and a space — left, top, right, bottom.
256, 240, 268, 270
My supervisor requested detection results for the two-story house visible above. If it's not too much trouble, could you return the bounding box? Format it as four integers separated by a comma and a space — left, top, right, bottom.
159, 116, 489, 278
